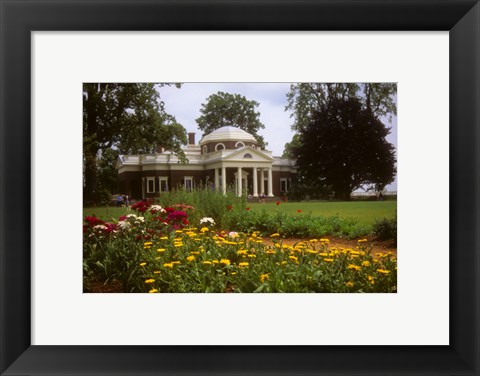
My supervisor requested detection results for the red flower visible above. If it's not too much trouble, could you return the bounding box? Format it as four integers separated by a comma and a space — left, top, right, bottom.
276, 201, 280, 206
297, 209, 302, 213
246, 207, 250, 211
85, 215, 104, 227
226, 205, 233, 211
119, 215, 127, 221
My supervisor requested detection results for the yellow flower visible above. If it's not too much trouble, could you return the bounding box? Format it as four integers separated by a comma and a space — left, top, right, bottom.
153, 271, 161, 274
175, 230, 183, 233
266, 249, 276, 254
149, 289, 158, 293
368, 275, 375, 285
157, 248, 166, 253
144, 241, 153, 246
288, 255, 299, 263
160, 236, 168, 240
200, 227, 210, 233
163, 263, 174, 268
348, 264, 361, 271
145, 279, 155, 284
186, 255, 195, 262
260, 273, 270, 283
281, 261, 287, 265
139, 262, 147, 266
190, 251, 200, 255
323, 258, 334, 262
318, 252, 328, 257
247, 254, 256, 258
220, 259, 231, 265
346, 281, 354, 288
377, 269, 390, 274
237, 250, 248, 255
172, 261, 181, 265
320, 238, 330, 243
357, 239, 368, 243
270, 233, 280, 237
361, 261, 371, 267
174, 243, 183, 248
231, 272, 237, 275
238, 262, 249, 267
212, 260, 219, 264
202, 261, 212, 265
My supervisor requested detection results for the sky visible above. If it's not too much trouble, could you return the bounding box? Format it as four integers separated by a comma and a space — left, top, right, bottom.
158, 83, 397, 191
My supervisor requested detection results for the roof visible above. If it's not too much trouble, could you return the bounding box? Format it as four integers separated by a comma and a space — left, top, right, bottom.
200, 126, 257, 144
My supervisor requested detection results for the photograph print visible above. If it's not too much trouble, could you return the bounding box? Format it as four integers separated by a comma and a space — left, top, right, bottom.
83, 82, 397, 293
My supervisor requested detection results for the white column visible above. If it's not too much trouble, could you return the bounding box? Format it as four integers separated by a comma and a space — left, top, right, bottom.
214, 168, 219, 191
252, 167, 258, 197
267, 167, 274, 197
237, 167, 242, 196
260, 169, 265, 195
221, 166, 227, 195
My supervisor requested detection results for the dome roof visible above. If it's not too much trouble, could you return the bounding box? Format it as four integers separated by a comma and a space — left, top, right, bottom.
200, 126, 257, 144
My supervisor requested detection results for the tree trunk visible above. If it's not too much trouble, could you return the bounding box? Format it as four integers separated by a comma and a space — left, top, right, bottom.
84, 148, 98, 205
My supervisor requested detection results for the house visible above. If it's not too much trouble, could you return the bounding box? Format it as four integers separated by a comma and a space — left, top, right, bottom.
116, 126, 297, 199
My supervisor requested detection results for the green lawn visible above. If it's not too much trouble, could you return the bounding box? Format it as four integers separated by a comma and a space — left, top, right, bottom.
84, 200, 396, 227
247, 201, 395, 227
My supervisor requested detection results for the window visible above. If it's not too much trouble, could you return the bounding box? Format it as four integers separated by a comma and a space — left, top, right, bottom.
215, 143, 225, 151
235, 141, 245, 148
280, 178, 290, 193
159, 177, 168, 192
243, 153, 253, 159
146, 177, 156, 193
202, 145, 208, 154
184, 177, 193, 192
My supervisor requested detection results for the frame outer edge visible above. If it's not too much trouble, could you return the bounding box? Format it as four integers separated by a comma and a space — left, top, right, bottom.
450, 2, 480, 373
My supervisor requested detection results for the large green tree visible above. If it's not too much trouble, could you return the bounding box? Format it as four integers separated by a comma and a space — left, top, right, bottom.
292, 97, 396, 200
83, 83, 186, 205
196, 91, 266, 148
285, 83, 397, 132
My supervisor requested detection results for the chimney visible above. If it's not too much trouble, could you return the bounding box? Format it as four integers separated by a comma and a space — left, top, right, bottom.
188, 132, 196, 146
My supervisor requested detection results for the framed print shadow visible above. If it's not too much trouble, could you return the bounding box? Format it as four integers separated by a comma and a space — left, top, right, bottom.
1, 0, 479, 375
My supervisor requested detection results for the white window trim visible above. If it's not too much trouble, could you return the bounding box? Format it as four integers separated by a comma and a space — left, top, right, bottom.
280, 177, 289, 193
146, 177, 156, 193
184, 176, 194, 191
215, 143, 226, 151
235, 141, 245, 148
159, 176, 169, 192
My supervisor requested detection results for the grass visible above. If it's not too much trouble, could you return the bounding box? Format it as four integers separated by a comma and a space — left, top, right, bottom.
84, 200, 396, 228
247, 201, 396, 227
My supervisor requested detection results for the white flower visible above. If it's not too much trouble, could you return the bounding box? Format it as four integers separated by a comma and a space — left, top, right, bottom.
93, 224, 108, 231
228, 231, 239, 238
200, 217, 215, 226
150, 205, 166, 213
117, 220, 131, 230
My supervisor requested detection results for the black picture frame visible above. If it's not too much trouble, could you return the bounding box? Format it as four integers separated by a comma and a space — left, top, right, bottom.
1, 1, 479, 375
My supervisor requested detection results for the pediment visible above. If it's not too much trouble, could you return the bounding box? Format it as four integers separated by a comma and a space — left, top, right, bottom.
220, 146, 274, 163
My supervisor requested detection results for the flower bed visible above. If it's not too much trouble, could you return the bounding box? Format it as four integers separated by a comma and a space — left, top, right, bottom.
83, 201, 397, 293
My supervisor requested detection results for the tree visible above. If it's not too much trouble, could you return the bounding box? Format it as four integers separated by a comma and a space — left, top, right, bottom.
285, 83, 397, 132
196, 91, 266, 148
292, 97, 396, 200
83, 83, 186, 205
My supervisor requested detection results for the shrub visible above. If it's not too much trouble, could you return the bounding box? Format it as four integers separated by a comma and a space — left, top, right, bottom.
373, 217, 397, 243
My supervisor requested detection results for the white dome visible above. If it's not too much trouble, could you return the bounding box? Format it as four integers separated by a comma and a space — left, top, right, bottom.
200, 126, 257, 144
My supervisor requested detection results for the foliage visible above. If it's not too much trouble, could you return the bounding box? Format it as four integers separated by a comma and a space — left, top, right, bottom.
285, 83, 397, 133
83, 83, 186, 204
292, 97, 396, 200
196, 91, 266, 148
373, 217, 397, 244
83, 208, 397, 293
